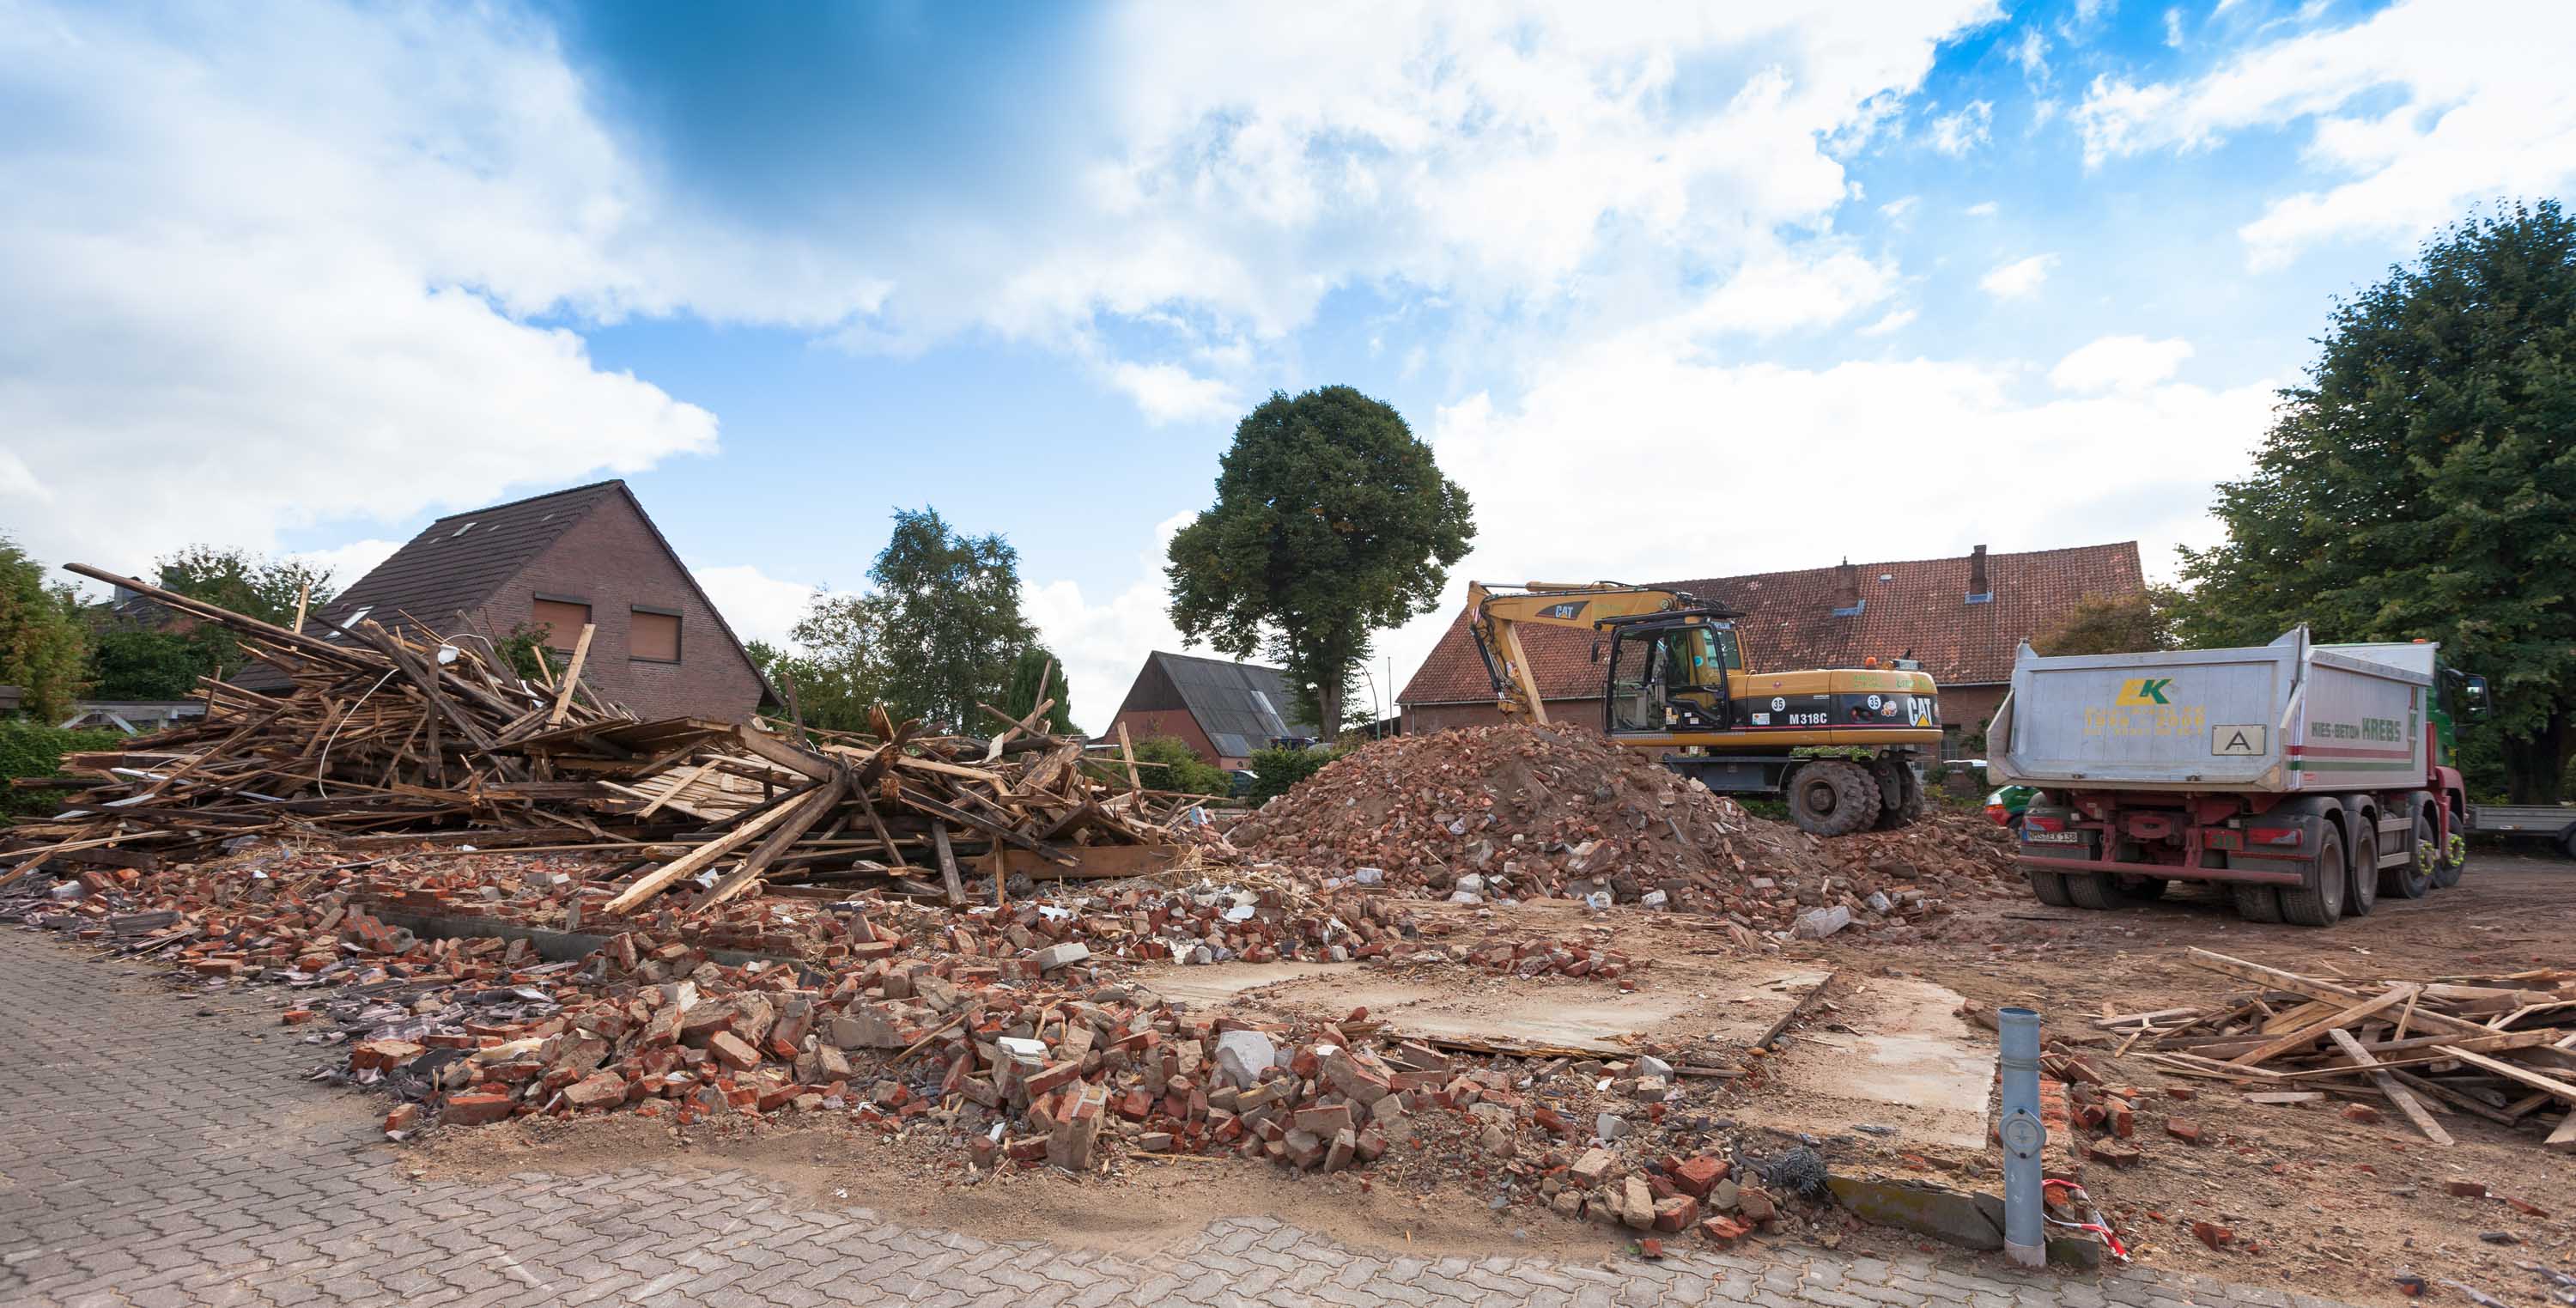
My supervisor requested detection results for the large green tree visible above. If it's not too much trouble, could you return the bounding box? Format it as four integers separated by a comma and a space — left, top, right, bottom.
155, 544, 335, 628
781, 508, 1039, 734
1166, 386, 1475, 738
2176, 200, 2576, 802
1001, 646, 1076, 735
0, 537, 87, 721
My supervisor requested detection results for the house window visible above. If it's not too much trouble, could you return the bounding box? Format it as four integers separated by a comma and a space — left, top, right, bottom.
530, 597, 590, 652
630, 607, 681, 663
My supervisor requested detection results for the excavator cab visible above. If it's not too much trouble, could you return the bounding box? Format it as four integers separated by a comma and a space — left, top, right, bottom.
1605, 616, 1740, 734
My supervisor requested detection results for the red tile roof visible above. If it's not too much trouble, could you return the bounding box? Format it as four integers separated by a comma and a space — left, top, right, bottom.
1397, 542, 2145, 706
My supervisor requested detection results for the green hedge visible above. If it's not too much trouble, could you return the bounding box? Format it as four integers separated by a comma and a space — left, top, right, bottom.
0, 720, 122, 819
1247, 745, 1343, 805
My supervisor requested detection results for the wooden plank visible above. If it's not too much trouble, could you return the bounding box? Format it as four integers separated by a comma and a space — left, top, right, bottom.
2432, 1044, 2576, 1105
546, 624, 596, 727
995, 843, 1181, 881
1115, 721, 1141, 795
2325, 1027, 2451, 1146
634, 759, 721, 819
2227, 985, 2416, 1067
930, 822, 965, 909
698, 776, 848, 908
2186, 949, 2495, 1040
1754, 971, 1839, 1051
733, 726, 836, 782
601, 782, 820, 913
2547, 1111, 2576, 1153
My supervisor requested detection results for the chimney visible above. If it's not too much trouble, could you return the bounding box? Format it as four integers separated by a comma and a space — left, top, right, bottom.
1832, 557, 1862, 616
1967, 544, 1991, 604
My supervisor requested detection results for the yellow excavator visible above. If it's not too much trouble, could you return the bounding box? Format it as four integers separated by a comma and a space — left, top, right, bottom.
1467, 581, 1941, 835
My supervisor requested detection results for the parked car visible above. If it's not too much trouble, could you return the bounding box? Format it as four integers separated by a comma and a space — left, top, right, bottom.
1985, 785, 2037, 832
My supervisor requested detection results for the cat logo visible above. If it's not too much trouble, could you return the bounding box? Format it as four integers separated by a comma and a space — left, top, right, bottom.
2116, 678, 2176, 706
2211, 724, 2267, 756
1537, 601, 1588, 620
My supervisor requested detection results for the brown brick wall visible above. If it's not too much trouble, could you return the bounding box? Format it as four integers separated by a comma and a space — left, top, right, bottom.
1109, 709, 1227, 768
1941, 684, 2008, 751
470, 499, 765, 721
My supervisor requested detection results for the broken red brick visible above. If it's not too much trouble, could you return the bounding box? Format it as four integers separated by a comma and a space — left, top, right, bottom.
2190, 1220, 2233, 1250
2166, 1118, 2203, 1144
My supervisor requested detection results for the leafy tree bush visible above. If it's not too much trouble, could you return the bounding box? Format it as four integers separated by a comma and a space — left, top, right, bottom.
0, 537, 86, 722
1100, 735, 1229, 798
1001, 647, 1076, 735
0, 721, 121, 819
1246, 744, 1342, 804
2175, 200, 2576, 802
86, 627, 216, 700
2032, 587, 2183, 657
1167, 386, 1474, 738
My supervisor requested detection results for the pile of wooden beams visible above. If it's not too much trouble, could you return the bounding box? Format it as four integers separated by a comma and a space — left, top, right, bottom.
2095, 947, 2576, 1153
597, 699, 1188, 916
0, 565, 733, 879
1, 567, 1189, 912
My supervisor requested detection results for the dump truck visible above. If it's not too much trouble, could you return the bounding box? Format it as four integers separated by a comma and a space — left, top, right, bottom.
1467, 581, 1940, 835
1986, 628, 2489, 926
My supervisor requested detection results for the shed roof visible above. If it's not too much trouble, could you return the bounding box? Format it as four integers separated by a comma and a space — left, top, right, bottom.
1118, 651, 1317, 758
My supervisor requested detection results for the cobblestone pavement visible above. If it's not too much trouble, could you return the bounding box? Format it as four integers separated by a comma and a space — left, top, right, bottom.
0, 931, 2358, 1308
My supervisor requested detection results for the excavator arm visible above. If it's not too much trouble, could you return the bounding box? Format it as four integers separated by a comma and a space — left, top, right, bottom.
1466, 581, 1696, 723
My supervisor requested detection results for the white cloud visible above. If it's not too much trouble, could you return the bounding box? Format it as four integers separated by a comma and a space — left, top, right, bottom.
1879, 195, 1921, 221
2073, 0, 2576, 265
690, 563, 822, 648
287, 539, 404, 593
2008, 27, 2050, 82
2164, 7, 2186, 46
1686, 251, 1897, 336
1979, 253, 2059, 299
1021, 511, 1197, 735
1103, 362, 1240, 426
0, 3, 751, 577
1928, 100, 1996, 156
0, 0, 2014, 572
1965, 200, 2000, 216
2050, 335, 2196, 392
1858, 307, 1918, 336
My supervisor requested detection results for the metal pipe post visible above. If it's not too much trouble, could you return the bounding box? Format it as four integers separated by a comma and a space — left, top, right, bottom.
1996, 1006, 2045, 1268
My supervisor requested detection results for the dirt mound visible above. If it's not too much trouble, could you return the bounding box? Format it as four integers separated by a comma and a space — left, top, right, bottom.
1226, 724, 2017, 934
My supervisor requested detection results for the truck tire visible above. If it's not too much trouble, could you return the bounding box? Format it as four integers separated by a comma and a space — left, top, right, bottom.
1787, 760, 1880, 837
2345, 820, 2378, 917
2026, 867, 2075, 907
2279, 827, 2347, 928
2379, 803, 2434, 899
2231, 881, 2284, 923
2064, 872, 2129, 910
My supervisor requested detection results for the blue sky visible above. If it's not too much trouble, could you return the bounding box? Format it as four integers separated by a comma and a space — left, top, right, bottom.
6, 0, 2570, 731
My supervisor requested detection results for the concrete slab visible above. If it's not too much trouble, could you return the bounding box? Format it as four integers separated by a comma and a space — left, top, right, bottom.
1746, 976, 1994, 1150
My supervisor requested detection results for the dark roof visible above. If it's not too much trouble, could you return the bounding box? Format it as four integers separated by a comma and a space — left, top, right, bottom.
1398, 542, 2146, 705
317, 481, 624, 636
1119, 651, 1317, 757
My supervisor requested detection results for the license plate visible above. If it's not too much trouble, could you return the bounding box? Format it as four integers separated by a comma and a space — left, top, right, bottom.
2023, 830, 2084, 845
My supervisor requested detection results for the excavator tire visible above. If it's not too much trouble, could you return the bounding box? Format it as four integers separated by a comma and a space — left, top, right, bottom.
1788, 759, 1880, 837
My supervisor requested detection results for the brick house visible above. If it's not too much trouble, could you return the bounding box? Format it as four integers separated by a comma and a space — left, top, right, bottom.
242, 480, 774, 721
1396, 542, 2147, 757
1103, 651, 1317, 770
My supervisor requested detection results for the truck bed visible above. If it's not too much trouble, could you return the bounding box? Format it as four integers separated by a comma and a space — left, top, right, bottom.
1990, 628, 2432, 794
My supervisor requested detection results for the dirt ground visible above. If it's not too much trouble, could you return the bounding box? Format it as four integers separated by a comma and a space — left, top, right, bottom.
1858, 850, 2576, 1305
409, 850, 2573, 1307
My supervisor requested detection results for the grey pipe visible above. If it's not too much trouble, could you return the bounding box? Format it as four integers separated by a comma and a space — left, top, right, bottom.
1996, 1007, 2045, 1268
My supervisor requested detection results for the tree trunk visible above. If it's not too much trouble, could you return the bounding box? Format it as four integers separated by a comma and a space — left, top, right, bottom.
1318, 680, 1344, 743
2500, 712, 2573, 803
